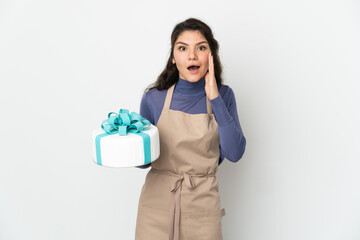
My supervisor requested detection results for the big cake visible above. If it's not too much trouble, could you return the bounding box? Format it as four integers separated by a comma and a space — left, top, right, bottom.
92, 109, 160, 168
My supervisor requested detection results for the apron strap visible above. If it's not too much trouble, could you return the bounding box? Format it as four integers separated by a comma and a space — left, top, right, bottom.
164, 84, 175, 109
164, 83, 213, 114
206, 97, 212, 114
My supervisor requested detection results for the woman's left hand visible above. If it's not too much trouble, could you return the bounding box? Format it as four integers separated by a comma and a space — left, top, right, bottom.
204, 52, 219, 100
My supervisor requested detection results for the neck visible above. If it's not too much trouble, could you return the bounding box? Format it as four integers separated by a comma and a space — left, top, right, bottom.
174, 76, 206, 96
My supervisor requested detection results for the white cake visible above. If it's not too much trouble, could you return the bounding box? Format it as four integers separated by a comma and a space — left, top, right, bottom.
92, 124, 160, 168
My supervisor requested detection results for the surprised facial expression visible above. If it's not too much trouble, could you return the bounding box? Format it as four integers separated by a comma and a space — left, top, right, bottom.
172, 30, 211, 83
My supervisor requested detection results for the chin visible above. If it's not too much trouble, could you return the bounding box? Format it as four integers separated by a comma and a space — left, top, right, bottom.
187, 78, 200, 82
185, 75, 203, 82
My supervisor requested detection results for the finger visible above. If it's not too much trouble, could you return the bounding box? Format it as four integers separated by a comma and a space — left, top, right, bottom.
209, 52, 214, 75
204, 70, 209, 80
208, 52, 211, 71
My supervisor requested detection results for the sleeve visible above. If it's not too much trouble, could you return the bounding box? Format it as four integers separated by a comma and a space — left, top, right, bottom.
210, 86, 246, 165
139, 92, 154, 125
135, 92, 152, 169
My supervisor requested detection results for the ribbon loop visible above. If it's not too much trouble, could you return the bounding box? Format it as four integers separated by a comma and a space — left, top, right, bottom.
130, 121, 144, 132
101, 108, 150, 136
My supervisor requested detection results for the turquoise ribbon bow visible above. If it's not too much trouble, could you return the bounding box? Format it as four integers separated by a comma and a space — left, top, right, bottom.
95, 109, 152, 166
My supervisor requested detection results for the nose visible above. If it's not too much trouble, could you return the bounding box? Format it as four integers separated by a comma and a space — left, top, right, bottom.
188, 48, 197, 60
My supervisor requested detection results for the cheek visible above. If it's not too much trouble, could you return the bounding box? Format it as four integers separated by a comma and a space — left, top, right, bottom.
173, 54, 184, 66
201, 56, 209, 69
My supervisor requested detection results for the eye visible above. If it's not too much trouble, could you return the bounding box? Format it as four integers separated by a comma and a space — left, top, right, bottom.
198, 46, 206, 51
179, 46, 186, 51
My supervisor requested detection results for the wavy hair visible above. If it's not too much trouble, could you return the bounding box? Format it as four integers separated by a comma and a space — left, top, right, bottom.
144, 18, 223, 93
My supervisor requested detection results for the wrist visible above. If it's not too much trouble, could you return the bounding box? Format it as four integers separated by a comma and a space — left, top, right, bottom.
209, 91, 219, 100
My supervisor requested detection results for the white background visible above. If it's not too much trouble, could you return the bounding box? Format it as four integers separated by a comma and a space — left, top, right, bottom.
1, 0, 359, 239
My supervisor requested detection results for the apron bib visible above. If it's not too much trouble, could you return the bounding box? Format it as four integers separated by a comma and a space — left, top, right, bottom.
135, 83, 225, 240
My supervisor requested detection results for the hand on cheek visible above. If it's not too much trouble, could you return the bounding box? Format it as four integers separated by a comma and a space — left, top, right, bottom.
204, 52, 219, 100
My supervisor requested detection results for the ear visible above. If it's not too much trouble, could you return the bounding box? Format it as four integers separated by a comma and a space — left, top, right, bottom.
172, 58, 175, 64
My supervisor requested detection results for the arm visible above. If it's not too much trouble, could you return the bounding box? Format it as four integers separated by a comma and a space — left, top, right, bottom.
210, 86, 246, 164
135, 93, 152, 169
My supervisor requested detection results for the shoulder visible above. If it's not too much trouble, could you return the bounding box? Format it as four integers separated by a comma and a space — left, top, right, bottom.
141, 87, 168, 110
218, 83, 236, 105
140, 87, 169, 125
140, 87, 168, 112
142, 87, 168, 103
218, 83, 234, 96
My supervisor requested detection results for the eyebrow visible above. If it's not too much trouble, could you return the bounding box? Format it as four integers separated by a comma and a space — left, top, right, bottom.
175, 41, 208, 45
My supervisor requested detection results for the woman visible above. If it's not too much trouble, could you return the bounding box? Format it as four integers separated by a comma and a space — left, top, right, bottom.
135, 17, 246, 240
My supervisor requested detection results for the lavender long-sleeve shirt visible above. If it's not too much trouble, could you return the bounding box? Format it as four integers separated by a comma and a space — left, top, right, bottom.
137, 76, 246, 169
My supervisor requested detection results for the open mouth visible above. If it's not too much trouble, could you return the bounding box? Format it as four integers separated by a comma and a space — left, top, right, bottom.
187, 65, 200, 70
187, 65, 200, 74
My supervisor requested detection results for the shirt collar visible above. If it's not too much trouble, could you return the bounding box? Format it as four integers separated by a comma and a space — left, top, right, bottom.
174, 76, 206, 96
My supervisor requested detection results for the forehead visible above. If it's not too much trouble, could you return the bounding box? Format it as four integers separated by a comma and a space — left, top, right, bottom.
175, 30, 207, 44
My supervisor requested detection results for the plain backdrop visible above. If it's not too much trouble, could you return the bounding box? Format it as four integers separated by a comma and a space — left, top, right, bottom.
0, 0, 359, 239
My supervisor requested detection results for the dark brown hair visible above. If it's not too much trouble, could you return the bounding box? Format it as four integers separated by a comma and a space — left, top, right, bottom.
144, 18, 223, 93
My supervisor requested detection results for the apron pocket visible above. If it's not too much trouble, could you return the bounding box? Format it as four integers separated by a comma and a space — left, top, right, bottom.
181, 208, 225, 240
135, 206, 169, 240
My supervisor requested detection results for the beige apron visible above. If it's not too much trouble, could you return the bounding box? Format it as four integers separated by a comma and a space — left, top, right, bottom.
135, 83, 225, 240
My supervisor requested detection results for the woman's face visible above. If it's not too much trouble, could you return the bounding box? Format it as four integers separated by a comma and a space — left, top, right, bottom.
172, 30, 211, 82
